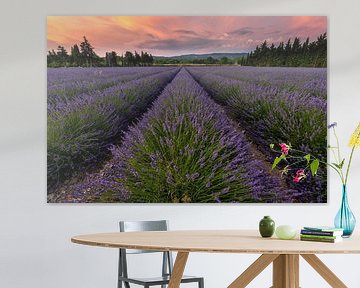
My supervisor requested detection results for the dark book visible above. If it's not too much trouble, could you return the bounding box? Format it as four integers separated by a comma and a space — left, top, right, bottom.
303, 226, 343, 233
301, 229, 343, 237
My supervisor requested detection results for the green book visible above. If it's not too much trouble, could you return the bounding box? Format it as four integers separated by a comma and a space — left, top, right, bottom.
300, 234, 339, 240
300, 236, 342, 243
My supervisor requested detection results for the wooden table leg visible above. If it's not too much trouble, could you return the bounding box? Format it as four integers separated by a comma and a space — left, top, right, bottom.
228, 254, 279, 288
168, 252, 189, 288
288, 255, 299, 288
272, 254, 299, 288
301, 254, 347, 288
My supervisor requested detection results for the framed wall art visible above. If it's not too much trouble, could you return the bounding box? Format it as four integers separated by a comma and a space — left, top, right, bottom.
47, 16, 327, 203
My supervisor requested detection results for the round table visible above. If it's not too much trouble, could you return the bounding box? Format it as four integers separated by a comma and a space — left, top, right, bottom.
72, 230, 360, 288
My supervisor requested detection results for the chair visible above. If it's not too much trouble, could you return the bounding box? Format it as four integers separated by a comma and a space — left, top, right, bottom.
118, 220, 204, 288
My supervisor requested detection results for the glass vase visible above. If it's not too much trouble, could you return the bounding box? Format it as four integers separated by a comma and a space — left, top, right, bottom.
334, 185, 356, 237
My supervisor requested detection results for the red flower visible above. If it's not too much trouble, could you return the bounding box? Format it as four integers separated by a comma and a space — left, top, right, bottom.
279, 143, 289, 155
293, 169, 306, 183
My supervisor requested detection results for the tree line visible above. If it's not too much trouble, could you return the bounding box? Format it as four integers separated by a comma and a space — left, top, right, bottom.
242, 33, 327, 67
48, 33, 327, 68
47, 36, 154, 67
154, 56, 239, 65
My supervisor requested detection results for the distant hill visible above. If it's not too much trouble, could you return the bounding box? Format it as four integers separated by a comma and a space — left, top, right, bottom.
154, 52, 247, 61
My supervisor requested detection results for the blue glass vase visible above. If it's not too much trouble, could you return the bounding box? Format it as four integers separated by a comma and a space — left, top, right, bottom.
334, 185, 356, 237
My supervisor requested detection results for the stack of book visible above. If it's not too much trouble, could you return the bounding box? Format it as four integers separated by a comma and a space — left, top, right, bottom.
300, 226, 344, 243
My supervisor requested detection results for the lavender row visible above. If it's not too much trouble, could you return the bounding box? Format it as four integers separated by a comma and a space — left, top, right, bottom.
48, 67, 179, 114
48, 67, 174, 105
187, 67, 327, 202
189, 66, 327, 99
70, 68, 292, 203
48, 66, 172, 85
47, 68, 180, 189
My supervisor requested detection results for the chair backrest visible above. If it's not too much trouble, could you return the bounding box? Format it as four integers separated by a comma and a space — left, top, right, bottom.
119, 220, 169, 254
120, 220, 168, 232
118, 220, 173, 282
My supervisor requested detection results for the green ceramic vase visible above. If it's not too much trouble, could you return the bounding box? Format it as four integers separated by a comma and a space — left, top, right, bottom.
259, 216, 275, 238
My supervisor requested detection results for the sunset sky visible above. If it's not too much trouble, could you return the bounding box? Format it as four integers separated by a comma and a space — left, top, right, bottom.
47, 16, 327, 57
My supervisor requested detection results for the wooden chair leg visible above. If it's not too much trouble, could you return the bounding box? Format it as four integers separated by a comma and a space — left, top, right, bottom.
228, 254, 279, 288
168, 252, 189, 288
301, 254, 347, 288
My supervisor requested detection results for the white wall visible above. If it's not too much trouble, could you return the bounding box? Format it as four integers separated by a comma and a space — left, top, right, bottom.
1, 0, 360, 287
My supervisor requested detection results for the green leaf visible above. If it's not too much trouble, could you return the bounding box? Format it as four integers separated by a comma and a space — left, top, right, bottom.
304, 154, 311, 164
331, 159, 345, 170
332, 163, 340, 169
281, 165, 289, 176
310, 159, 319, 176
269, 143, 274, 149
339, 159, 345, 169
272, 156, 283, 170
332, 159, 345, 169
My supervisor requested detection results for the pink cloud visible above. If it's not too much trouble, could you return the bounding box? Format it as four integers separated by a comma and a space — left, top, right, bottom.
47, 16, 327, 56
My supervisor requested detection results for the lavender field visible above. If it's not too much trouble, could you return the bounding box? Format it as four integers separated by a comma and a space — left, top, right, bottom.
47, 66, 327, 203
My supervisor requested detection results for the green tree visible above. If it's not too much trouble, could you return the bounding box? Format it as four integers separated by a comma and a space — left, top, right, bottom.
244, 33, 327, 68
105, 51, 118, 67
134, 51, 141, 66
206, 56, 217, 65
47, 49, 57, 66
70, 44, 82, 66
315, 33, 327, 67
284, 39, 292, 57
220, 57, 229, 65
124, 51, 134, 66
56, 46, 69, 66
79, 36, 98, 66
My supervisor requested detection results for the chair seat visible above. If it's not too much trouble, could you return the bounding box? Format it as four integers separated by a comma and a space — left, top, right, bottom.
119, 275, 202, 285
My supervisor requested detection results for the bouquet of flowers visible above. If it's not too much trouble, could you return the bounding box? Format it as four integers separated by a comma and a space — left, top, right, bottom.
271, 122, 360, 236
271, 122, 360, 186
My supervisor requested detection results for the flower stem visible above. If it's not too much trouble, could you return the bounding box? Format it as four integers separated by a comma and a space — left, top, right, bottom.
277, 153, 344, 180
345, 145, 356, 185
333, 127, 342, 165
333, 127, 345, 183
345, 128, 360, 185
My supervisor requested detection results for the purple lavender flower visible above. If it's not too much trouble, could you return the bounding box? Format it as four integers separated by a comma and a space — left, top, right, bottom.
54, 65, 326, 203
187, 65, 327, 202
48, 67, 180, 188
77, 68, 293, 203
328, 122, 337, 129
